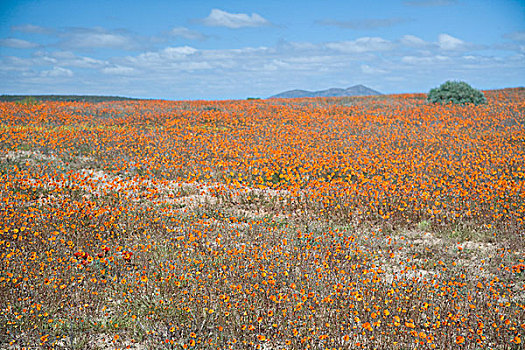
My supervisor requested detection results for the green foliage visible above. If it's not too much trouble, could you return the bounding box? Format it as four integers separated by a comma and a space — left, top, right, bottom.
427, 81, 487, 105
16, 96, 40, 106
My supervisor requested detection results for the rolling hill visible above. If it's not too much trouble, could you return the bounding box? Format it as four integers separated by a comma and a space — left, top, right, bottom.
269, 84, 382, 99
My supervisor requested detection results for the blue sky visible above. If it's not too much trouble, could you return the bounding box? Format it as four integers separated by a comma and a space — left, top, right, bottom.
0, 0, 523, 100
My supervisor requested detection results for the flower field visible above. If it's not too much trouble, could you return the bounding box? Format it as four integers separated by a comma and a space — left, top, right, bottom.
0, 89, 524, 349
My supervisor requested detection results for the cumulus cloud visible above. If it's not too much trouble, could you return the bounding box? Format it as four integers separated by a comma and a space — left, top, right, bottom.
11, 24, 54, 34
122, 46, 204, 71
276, 40, 318, 51
361, 64, 387, 74
202, 9, 270, 28
1, 31, 523, 99
102, 65, 137, 75
170, 27, 207, 40
39, 51, 107, 68
504, 31, 525, 42
318, 18, 411, 30
0, 38, 39, 49
400, 35, 428, 47
402, 55, 450, 64
60, 27, 138, 50
0, 50, 108, 74
494, 42, 525, 54
139, 46, 198, 61
326, 37, 394, 53
0, 57, 34, 71
112, 44, 336, 77
40, 66, 73, 77
1, 54, 56, 68
437, 33, 465, 50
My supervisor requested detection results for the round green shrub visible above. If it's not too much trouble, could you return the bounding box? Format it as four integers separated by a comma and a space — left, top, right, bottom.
427, 81, 487, 105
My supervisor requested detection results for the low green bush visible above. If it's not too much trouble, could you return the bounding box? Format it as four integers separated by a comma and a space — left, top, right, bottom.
427, 81, 487, 105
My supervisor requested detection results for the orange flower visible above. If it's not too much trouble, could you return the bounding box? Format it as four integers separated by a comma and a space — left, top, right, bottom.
405, 321, 416, 329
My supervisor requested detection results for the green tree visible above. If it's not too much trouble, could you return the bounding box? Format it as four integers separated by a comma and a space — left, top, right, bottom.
427, 81, 487, 105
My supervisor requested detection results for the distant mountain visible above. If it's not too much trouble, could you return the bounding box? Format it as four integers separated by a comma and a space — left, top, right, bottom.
269, 84, 382, 99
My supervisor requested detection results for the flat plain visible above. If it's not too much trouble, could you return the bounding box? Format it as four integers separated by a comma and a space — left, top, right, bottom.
0, 89, 523, 349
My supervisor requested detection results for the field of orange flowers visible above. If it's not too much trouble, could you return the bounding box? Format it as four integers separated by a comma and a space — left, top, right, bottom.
0, 89, 524, 349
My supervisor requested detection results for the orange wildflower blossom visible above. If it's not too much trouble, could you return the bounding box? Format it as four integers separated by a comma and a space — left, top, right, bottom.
0, 89, 523, 348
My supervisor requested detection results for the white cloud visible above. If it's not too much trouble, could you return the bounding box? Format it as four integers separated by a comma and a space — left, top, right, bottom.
71, 33, 131, 49
504, 31, 525, 42
318, 18, 411, 30
326, 37, 394, 53
102, 65, 137, 75
0, 38, 38, 49
69, 56, 106, 68
170, 27, 206, 40
60, 28, 138, 50
400, 35, 428, 47
438, 33, 464, 50
36, 51, 107, 68
361, 64, 387, 74
493, 40, 525, 54
202, 9, 269, 28
11, 24, 54, 34
277, 41, 318, 51
40, 66, 73, 77
162, 46, 198, 57
2, 54, 57, 68
1, 31, 523, 99
401, 55, 450, 64
122, 46, 207, 71
0, 57, 35, 72
130, 46, 197, 64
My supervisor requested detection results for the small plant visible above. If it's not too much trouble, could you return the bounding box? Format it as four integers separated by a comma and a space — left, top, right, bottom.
16, 96, 40, 106
417, 220, 431, 231
427, 81, 487, 105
